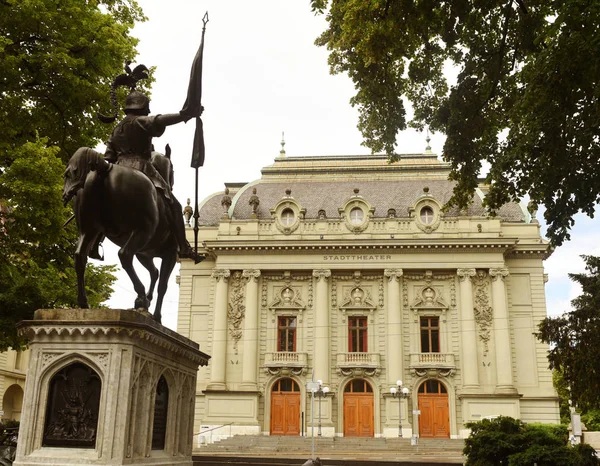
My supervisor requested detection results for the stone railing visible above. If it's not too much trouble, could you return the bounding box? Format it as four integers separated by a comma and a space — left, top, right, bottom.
336, 352, 381, 369
409, 353, 456, 369
264, 352, 308, 368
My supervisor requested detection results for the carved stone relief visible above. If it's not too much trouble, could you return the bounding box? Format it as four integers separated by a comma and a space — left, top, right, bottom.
473, 270, 493, 355
228, 271, 245, 355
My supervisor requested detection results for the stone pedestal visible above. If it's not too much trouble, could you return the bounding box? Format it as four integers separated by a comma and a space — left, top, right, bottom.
14, 309, 210, 466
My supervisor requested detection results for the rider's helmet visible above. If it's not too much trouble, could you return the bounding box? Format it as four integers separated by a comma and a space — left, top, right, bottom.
125, 91, 150, 114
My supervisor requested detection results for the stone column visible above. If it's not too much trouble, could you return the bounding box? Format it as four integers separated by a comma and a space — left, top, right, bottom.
208, 269, 230, 390
489, 267, 516, 393
457, 268, 479, 390
313, 269, 331, 383
384, 269, 403, 385
241, 269, 261, 389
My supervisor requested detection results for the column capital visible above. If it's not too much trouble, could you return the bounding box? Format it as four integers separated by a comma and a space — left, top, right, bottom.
313, 269, 331, 281
211, 269, 231, 282
489, 268, 509, 281
457, 268, 476, 281
242, 269, 261, 282
384, 269, 403, 282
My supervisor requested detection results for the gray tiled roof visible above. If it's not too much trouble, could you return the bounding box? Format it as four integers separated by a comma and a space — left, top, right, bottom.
198, 178, 525, 226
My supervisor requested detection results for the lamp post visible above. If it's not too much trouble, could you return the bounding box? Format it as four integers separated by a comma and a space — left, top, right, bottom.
315, 380, 330, 436
390, 379, 410, 437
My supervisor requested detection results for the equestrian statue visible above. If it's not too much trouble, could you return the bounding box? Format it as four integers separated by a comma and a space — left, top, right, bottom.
63, 62, 204, 323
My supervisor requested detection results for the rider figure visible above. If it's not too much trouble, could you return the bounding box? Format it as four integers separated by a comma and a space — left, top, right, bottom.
90, 90, 201, 261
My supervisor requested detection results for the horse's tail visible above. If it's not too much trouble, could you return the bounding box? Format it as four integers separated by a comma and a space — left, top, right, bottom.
63, 147, 109, 205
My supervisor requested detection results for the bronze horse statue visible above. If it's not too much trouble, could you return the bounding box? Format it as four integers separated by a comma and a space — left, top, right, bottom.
63, 145, 178, 323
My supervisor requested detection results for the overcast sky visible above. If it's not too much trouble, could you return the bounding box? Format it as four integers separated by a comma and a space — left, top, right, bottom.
101, 0, 600, 330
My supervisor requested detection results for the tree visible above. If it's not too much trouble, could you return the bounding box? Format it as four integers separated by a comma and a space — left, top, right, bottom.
311, 0, 600, 245
0, 0, 147, 350
0, 139, 117, 351
537, 255, 600, 412
463, 416, 599, 465
0, 0, 148, 162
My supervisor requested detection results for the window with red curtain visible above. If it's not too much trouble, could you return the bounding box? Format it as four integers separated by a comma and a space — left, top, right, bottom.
348, 316, 368, 352
420, 316, 440, 353
277, 316, 296, 352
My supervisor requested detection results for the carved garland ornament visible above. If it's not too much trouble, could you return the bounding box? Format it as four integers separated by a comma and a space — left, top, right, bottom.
228, 272, 245, 355
473, 270, 493, 355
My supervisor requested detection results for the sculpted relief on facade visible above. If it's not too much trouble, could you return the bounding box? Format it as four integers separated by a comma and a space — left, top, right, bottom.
473, 270, 493, 356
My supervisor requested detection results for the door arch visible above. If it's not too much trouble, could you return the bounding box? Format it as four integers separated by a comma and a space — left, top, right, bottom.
270, 378, 300, 436
418, 379, 449, 438
343, 378, 374, 437
2, 384, 23, 421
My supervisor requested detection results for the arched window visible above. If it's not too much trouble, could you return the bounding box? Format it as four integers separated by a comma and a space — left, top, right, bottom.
272, 378, 300, 393
344, 379, 373, 393
418, 379, 447, 394
281, 208, 295, 226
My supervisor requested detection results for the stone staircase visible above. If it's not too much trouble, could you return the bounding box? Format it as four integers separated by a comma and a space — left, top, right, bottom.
193, 435, 466, 465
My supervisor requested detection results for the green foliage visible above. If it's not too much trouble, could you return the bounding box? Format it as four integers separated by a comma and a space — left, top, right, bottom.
553, 370, 573, 425
582, 410, 600, 432
0, 0, 147, 162
0, 139, 117, 352
464, 416, 526, 465
464, 416, 599, 465
312, 0, 600, 245
537, 255, 600, 411
0, 0, 146, 351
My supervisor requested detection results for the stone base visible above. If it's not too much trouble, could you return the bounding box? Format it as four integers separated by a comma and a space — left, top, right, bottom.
14, 308, 210, 466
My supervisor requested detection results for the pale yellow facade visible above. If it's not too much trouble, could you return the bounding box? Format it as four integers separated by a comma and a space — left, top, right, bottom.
178, 152, 560, 442
0, 349, 28, 422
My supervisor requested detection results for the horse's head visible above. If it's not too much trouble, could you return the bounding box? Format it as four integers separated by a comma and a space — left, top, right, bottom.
151, 144, 174, 189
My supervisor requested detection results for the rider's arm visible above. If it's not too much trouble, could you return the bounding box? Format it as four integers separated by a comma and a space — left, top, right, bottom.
155, 106, 204, 126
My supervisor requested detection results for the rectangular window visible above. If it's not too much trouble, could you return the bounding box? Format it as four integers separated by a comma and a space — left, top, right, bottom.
277, 316, 296, 352
420, 316, 440, 353
348, 316, 368, 352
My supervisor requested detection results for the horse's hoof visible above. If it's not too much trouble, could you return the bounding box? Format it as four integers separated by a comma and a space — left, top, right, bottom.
134, 296, 150, 310
153, 313, 162, 324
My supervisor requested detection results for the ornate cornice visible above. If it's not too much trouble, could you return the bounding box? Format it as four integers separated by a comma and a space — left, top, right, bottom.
384, 269, 403, 282
457, 268, 476, 282
313, 269, 331, 281
20, 325, 210, 367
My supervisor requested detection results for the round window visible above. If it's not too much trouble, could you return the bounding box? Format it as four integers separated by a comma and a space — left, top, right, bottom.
281, 208, 295, 226
349, 207, 364, 225
420, 206, 435, 224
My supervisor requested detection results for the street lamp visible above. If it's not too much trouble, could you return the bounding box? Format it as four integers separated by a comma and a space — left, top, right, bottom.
315, 380, 330, 436
390, 379, 410, 437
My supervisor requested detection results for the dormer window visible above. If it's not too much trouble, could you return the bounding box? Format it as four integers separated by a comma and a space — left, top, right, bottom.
281, 208, 295, 226
349, 207, 364, 225
420, 206, 434, 224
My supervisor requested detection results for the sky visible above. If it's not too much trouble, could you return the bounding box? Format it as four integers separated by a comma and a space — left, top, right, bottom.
101, 0, 600, 330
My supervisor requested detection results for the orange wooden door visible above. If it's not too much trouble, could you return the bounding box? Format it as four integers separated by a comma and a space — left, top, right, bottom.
344, 394, 374, 437
270, 393, 300, 436
418, 395, 449, 438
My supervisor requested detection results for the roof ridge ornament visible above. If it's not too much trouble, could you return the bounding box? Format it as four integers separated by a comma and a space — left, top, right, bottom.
279, 131, 286, 157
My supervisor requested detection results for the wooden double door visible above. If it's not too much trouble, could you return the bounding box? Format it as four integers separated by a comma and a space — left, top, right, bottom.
343, 379, 374, 437
418, 380, 450, 438
270, 378, 300, 436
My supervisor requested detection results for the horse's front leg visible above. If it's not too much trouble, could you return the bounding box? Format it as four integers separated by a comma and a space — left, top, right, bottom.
118, 233, 150, 310
136, 254, 158, 303
152, 249, 177, 324
74, 233, 94, 308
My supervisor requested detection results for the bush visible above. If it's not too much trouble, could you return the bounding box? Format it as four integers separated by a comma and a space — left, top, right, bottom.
464, 416, 599, 466
582, 409, 600, 432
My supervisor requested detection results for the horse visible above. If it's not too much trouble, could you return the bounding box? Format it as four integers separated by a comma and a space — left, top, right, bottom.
63, 146, 178, 323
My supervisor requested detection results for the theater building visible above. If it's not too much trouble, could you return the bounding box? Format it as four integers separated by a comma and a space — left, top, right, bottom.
177, 148, 559, 440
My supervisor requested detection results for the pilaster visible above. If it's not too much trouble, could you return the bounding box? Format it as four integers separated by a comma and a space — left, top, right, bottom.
208, 269, 230, 390
384, 269, 403, 385
241, 269, 261, 390
313, 269, 331, 384
457, 268, 479, 391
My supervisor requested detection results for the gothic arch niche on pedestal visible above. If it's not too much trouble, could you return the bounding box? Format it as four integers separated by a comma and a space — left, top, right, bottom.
43, 362, 102, 448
